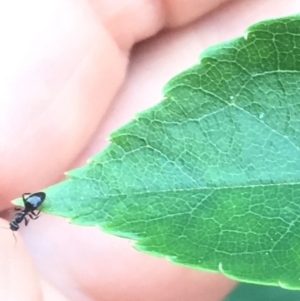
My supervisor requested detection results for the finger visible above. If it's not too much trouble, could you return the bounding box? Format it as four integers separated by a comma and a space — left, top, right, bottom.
162, 0, 230, 27
40, 279, 70, 301
21, 215, 236, 301
0, 0, 128, 206
1, 0, 226, 207
0, 219, 42, 301
0, 0, 248, 208
89, 0, 232, 49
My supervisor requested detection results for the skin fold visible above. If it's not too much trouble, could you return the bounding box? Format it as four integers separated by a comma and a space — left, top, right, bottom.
0, 0, 298, 300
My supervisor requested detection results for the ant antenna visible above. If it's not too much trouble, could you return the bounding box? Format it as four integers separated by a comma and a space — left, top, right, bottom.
0, 226, 17, 246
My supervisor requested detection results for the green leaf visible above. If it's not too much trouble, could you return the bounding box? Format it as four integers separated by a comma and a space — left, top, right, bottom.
224, 283, 300, 301
20, 14, 300, 288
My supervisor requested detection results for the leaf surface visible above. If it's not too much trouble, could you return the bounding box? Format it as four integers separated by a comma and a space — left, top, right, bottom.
21, 15, 300, 288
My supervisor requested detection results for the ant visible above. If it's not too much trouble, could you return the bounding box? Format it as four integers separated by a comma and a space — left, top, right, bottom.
9, 192, 46, 231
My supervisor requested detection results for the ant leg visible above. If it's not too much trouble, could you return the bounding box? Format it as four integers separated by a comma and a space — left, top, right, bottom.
24, 217, 30, 226
22, 193, 31, 201
29, 211, 40, 220
31, 210, 40, 216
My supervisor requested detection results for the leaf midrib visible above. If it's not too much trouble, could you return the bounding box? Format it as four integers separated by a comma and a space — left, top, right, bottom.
85, 181, 300, 198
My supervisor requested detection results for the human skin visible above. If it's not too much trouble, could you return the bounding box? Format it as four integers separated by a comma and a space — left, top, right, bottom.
0, 0, 298, 300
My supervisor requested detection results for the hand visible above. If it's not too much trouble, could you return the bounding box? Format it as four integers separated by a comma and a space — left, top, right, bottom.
0, 0, 297, 300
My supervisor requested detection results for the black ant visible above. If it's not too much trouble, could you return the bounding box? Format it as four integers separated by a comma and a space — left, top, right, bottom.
9, 192, 46, 231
